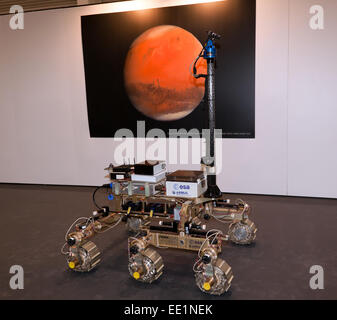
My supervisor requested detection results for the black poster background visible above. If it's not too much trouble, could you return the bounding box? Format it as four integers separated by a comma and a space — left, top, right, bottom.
81, 0, 256, 138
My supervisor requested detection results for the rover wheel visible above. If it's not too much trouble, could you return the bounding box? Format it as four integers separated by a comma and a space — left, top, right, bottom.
128, 247, 164, 283
126, 217, 144, 234
228, 219, 257, 245
66, 241, 101, 272
194, 258, 233, 295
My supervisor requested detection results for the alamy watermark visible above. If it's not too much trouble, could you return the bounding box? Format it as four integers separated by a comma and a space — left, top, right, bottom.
9, 265, 24, 290
309, 265, 324, 290
112, 121, 223, 174
9, 5, 24, 30
309, 5, 324, 30
7, 264, 325, 291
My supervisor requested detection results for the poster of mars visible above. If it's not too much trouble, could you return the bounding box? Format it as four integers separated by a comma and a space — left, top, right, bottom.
81, 0, 256, 138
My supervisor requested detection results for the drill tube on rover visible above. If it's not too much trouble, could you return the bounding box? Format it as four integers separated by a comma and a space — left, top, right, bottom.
207, 58, 216, 172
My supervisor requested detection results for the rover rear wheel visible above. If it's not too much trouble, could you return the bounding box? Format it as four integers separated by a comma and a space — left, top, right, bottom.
228, 219, 257, 245
126, 217, 144, 234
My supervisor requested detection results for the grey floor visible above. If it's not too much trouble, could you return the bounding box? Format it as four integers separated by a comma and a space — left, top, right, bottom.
0, 184, 336, 300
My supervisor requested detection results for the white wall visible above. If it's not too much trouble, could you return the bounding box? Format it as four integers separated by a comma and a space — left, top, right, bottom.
0, 0, 336, 198
288, 0, 337, 198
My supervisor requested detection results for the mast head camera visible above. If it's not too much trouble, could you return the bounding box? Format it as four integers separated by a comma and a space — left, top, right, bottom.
207, 31, 221, 40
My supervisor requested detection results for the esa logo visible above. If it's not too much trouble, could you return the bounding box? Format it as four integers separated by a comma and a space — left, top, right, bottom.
173, 184, 190, 190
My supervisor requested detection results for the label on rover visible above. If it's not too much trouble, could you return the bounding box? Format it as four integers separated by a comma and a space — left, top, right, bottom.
166, 181, 199, 198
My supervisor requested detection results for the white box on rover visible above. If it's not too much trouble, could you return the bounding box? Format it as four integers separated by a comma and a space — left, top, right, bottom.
165, 170, 207, 198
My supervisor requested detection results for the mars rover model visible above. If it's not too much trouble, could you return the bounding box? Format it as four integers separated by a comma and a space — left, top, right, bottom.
61, 32, 257, 295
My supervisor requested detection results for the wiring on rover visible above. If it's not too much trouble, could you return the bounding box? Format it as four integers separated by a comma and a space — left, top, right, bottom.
64, 217, 90, 241
94, 217, 122, 233
211, 201, 249, 224
193, 229, 223, 273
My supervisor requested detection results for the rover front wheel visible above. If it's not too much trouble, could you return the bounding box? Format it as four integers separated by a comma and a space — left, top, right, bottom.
66, 241, 101, 272
128, 247, 164, 283
194, 258, 233, 295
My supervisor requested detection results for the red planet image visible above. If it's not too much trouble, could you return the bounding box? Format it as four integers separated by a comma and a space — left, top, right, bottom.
124, 25, 206, 121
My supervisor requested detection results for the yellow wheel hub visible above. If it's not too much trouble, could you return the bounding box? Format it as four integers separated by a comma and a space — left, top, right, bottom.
203, 282, 211, 291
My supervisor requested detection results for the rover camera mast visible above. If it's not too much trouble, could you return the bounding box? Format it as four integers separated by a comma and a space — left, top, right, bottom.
193, 31, 222, 198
